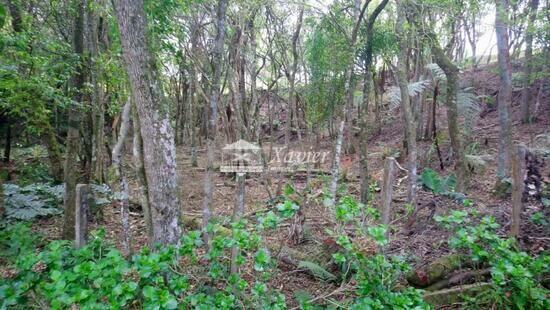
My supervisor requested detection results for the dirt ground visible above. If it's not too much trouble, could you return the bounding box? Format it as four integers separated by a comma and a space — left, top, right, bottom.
32, 65, 549, 307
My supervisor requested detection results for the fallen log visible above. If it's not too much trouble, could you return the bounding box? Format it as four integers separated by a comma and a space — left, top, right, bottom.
407, 254, 469, 288
423, 282, 492, 305
425, 268, 491, 291
271, 239, 340, 282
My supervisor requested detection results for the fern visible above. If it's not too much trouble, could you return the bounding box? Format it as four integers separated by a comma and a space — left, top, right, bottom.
456, 88, 482, 135
3, 183, 113, 222
426, 63, 446, 81
3, 183, 64, 221
297, 260, 337, 282
387, 79, 432, 110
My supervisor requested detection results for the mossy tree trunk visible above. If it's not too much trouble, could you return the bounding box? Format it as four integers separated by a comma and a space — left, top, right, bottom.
114, 0, 182, 246
62, 0, 86, 240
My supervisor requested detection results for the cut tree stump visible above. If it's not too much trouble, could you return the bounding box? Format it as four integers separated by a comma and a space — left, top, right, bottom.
75, 184, 90, 248
380, 157, 397, 229
510, 144, 526, 238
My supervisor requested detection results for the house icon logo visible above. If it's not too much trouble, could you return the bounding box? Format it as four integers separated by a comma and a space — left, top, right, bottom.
220, 139, 263, 173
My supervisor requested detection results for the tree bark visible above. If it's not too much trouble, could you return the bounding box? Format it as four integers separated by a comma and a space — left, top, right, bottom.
521, 0, 539, 123
62, 0, 86, 240
510, 144, 526, 238
132, 103, 153, 246
359, 0, 389, 204
328, 0, 370, 207
87, 4, 107, 184
114, 0, 181, 245
429, 35, 467, 192
395, 0, 418, 213
202, 0, 227, 246
110, 101, 132, 256
380, 157, 396, 231
495, 0, 514, 181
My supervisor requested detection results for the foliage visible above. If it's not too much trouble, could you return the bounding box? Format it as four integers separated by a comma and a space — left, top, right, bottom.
323, 193, 429, 309
0, 225, 285, 309
435, 211, 550, 309
419, 168, 456, 195
2, 182, 113, 223
3, 183, 64, 222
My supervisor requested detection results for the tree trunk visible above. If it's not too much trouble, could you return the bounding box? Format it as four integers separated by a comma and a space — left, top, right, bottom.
187, 21, 199, 167
495, 0, 514, 181
202, 0, 227, 246
359, 0, 389, 204
430, 36, 467, 192
62, 0, 86, 240
110, 101, 132, 256
114, 0, 181, 245
42, 125, 64, 182
132, 104, 153, 245
396, 0, 418, 212
230, 172, 246, 275
328, 0, 369, 207
521, 0, 539, 123
87, 4, 107, 184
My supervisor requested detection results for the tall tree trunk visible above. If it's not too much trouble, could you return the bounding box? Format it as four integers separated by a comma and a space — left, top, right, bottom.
87, 3, 107, 183
521, 0, 539, 123
132, 104, 153, 245
289, 8, 304, 142
187, 19, 198, 168
62, 0, 86, 240
328, 0, 369, 207
247, 13, 260, 141
202, 0, 227, 246
396, 0, 418, 215
429, 35, 467, 192
114, 0, 181, 245
110, 101, 132, 256
495, 0, 513, 181
359, 0, 389, 204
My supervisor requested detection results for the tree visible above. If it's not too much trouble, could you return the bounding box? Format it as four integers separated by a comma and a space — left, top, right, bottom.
521, 0, 539, 123
358, 0, 390, 204
425, 32, 467, 192
202, 0, 228, 246
495, 0, 513, 182
395, 0, 418, 218
62, 0, 86, 240
328, 0, 369, 208
114, 0, 182, 245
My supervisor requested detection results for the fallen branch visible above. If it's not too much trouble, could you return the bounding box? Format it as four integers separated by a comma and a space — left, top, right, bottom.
423, 282, 492, 305
407, 254, 469, 288
425, 268, 491, 291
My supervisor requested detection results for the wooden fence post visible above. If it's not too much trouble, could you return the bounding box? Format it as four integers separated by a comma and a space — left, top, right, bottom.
381, 157, 397, 230
75, 184, 90, 248
510, 144, 526, 238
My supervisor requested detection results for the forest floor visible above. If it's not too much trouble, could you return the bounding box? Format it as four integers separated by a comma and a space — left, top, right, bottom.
31, 64, 549, 307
